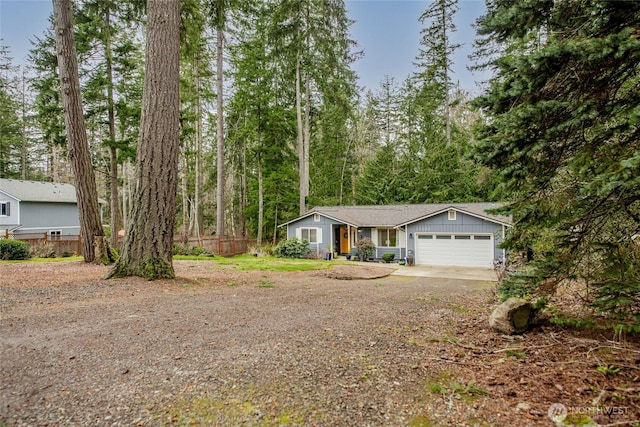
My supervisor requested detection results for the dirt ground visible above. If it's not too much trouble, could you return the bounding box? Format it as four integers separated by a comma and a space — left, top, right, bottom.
1, 260, 639, 426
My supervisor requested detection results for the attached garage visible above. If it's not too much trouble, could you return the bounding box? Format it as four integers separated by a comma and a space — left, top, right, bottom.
402, 206, 509, 269
415, 234, 494, 268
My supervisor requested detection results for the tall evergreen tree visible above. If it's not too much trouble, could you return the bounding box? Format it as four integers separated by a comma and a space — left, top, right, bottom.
268, 0, 358, 215
52, 0, 107, 264
29, 28, 70, 183
0, 46, 23, 178
75, 0, 144, 247
415, 0, 460, 147
474, 0, 640, 315
107, 0, 181, 279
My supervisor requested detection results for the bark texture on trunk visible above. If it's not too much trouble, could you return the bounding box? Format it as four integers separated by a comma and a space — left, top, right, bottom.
215, 26, 225, 236
53, 0, 105, 264
106, 0, 180, 280
105, 3, 122, 248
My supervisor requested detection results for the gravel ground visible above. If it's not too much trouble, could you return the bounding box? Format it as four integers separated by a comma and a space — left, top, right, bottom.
1, 260, 639, 426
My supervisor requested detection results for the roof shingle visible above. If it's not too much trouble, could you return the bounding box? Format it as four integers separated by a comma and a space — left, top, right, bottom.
0, 179, 78, 203
300, 203, 511, 227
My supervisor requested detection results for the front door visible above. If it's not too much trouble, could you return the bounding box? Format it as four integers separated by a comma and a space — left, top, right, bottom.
340, 227, 349, 255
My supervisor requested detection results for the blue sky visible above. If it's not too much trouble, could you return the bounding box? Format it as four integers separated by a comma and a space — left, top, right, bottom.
0, 0, 489, 94
347, 0, 489, 94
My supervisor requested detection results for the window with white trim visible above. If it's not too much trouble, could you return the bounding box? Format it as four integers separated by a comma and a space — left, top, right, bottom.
448, 209, 456, 221
377, 228, 397, 247
299, 227, 321, 244
49, 230, 62, 240
0, 201, 9, 216
313, 213, 320, 222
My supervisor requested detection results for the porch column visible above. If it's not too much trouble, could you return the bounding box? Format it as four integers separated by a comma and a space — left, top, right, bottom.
405, 226, 408, 260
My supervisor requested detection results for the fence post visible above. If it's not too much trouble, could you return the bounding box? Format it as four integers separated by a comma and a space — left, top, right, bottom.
4, 229, 8, 239
77, 234, 82, 256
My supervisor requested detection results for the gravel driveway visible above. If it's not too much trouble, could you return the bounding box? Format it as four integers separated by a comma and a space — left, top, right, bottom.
2, 261, 638, 426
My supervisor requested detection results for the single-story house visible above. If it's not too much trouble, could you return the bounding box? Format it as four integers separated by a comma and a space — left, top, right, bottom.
0, 178, 102, 237
280, 203, 511, 268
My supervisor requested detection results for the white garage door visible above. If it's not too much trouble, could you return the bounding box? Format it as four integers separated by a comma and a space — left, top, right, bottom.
415, 234, 494, 268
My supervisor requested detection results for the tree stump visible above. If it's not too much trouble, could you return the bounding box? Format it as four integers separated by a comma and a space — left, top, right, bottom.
94, 236, 115, 265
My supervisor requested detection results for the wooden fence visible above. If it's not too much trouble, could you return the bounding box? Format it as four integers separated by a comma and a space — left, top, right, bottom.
171, 236, 255, 257
2, 230, 254, 258
2, 232, 82, 256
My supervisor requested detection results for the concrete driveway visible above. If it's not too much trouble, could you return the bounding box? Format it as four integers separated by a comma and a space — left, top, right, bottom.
350, 261, 497, 281
341, 260, 497, 281
390, 264, 497, 281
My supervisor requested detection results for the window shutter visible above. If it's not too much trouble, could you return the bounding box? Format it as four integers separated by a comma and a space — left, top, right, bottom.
316, 228, 322, 244
295, 227, 302, 240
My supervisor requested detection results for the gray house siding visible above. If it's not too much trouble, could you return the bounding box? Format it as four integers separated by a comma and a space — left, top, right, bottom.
287, 214, 333, 255
14, 202, 80, 235
406, 211, 506, 261
354, 228, 406, 260
0, 194, 20, 228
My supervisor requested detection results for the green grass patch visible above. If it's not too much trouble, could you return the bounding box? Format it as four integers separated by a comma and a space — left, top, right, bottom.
156, 384, 315, 426
0, 255, 84, 264
213, 254, 342, 272
173, 255, 218, 261
447, 302, 470, 314
258, 279, 275, 288
410, 414, 436, 427
504, 349, 527, 359
424, 373, 489, 403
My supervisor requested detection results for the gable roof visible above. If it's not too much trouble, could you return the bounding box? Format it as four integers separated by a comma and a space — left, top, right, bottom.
398, 203, 511, 227
280, 203, 511, 228
0, 179, 78, 203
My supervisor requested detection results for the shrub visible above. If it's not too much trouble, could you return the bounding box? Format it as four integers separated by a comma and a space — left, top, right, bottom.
30, 242, 56, 258
382, 253, 395, 263
356, 238, 375, 261
274, 237, 310, 258
172, 243, 208, 256
248, 244, 275, 256
0, 240, 31, 260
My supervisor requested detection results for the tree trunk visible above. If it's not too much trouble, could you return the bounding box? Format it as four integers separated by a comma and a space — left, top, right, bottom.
442, 5, 451, 148
295, 50, 306, 215
181, 157, 189, 244
106, 0, 180, 280
215, 25, 225, 236
303, 75, 311, 210
241, 135, 247, 238
53, 0, 105, 264
194, 57, 202, 239
20, 69, 28, 180
257, 153, 263, 247
105, 3, 122, 248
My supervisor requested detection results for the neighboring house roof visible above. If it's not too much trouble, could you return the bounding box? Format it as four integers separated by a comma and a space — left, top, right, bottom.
0, 178, 78, 203
280, 202, 511, 228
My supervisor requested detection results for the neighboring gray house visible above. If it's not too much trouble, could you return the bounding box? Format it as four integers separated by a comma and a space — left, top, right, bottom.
0, 178, 92, 237
280, 203, 511, 268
